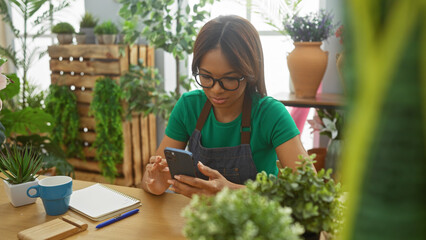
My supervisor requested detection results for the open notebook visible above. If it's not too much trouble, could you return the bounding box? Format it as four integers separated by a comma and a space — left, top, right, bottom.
69, 183, 141, 221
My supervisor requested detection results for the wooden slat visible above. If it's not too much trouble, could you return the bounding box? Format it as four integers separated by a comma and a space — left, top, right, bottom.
139, 45, 147, 66
132, 115, 143, 186
122, 121, 133, 187
50, 59, 122, 75
147, 46, 155, 67
73, 170, 129, 186
77, 103, 90, 116
80, 117, 95, 131
68, 158, 124, 175
119, 50, 129, 75
51, 74, 119, 88
83, 147, 96, 158
129, 45, 138, 65
68, 158, 101, 172
141, 116, 150, 169
148, 114, 157, 157
74, 90, 93, 104
48, 45, 123, 59
80, 132, 96, 143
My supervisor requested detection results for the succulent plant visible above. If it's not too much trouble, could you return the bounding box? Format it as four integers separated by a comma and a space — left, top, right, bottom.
0, 144, 43, 184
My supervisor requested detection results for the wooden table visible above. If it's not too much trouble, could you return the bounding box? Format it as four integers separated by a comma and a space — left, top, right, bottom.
272, 92, 345, 109
0, 177, 190, 239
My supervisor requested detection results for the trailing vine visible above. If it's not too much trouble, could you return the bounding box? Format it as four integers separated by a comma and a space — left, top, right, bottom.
90, 77, 123, 182
120, 63, 181, 120
45, 84, 84, 159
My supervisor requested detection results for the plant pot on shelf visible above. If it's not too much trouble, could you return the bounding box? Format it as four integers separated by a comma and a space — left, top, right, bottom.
3, 178, 39, 207
75, 34, 86, 44
102, 34, 117, 44
80, 27, 96, 44
95, 34, 104, 44
56, 34, 74, 45
287, 42, 328, 98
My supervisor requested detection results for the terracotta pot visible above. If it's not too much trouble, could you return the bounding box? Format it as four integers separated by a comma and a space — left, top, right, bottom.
287, 42, 328, 98
307, 148, 327, 171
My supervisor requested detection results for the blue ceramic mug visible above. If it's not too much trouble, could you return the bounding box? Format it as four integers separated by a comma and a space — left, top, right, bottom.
27, 176, 73, 216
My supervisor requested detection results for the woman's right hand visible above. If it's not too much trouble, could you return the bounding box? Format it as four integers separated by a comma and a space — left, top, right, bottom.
143, 155, 172, 195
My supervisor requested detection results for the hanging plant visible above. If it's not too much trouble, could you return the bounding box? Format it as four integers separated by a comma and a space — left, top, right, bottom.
90, 77, 123, 182
45, 84, 84, 159
120, 62, 177, 120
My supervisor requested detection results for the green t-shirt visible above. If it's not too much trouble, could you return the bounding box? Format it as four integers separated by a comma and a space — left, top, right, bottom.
166, 90, 300, 176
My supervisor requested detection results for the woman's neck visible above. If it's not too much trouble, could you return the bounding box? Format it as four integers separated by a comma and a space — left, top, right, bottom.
213, 94, 245, 123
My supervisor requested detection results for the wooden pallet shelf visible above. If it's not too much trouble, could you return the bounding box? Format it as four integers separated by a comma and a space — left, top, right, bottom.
48, 44, 157, 186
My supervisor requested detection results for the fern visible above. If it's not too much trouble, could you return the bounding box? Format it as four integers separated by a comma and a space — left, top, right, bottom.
45, 84, 83, 159
90, 77, 123, 182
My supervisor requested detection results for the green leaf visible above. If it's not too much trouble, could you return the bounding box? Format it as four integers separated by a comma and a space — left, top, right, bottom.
0, 73, 20, 100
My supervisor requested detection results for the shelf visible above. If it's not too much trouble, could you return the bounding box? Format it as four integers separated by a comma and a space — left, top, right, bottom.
272, 92, 345, 109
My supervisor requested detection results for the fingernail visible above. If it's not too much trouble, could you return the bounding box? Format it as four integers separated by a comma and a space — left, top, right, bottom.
174, 175, 181, 180
167, 180, 174, 185
198, 161, 204, 167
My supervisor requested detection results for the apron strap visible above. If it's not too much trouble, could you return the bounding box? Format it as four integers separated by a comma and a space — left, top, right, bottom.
241, 93, 252, 144
195, 93, 252, 144
195, 100, 212, 131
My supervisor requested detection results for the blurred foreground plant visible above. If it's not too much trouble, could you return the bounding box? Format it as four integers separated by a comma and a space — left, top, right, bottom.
182, 187, 304, 240
246, 155, 344, 236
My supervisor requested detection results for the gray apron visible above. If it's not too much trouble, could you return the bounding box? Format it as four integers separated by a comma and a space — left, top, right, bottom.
188, 93, 258, 184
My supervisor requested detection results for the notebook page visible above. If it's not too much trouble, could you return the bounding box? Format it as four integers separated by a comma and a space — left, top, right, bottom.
69, 183, 140, 219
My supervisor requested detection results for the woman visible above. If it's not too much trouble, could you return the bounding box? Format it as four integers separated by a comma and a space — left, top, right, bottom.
142, 15, 309, 197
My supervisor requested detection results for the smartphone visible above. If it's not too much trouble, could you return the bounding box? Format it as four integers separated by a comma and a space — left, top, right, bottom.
164, 147, 197, 179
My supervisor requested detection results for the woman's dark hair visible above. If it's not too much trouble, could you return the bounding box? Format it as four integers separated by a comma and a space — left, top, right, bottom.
192, 15, 267, 97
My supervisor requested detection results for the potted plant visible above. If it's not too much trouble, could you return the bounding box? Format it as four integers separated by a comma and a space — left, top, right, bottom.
182, 187, 304, 239
308, 108, 344, 179
284, 10, 335, 98
94, 21, 119, 45
246, 155, 344, 240
75, 32, 86, 44
79, 12, 99, 44
52, 22, 75, 44
0, 144, 43, 207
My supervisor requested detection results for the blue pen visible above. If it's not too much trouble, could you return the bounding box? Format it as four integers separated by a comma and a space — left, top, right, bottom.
96, 209, 140, 229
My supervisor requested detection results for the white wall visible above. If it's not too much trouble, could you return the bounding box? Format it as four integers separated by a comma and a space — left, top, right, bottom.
321, 0, 344, 94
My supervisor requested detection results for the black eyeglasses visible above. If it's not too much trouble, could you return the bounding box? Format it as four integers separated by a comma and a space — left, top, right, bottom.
193, 73, 245, 91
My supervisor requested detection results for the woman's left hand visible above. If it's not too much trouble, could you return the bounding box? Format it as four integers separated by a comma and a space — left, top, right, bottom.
167, 162, 243, 198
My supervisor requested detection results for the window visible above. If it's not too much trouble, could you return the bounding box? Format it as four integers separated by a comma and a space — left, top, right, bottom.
10, 0, 84, 90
